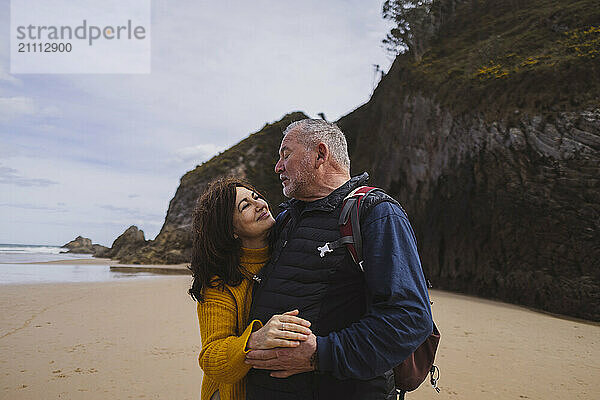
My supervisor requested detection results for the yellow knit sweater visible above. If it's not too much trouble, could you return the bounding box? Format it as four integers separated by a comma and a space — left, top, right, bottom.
197, 246, 268, 400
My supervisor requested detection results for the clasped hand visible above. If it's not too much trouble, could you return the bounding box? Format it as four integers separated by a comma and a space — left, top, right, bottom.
246, 309, 317, 378
247, 309, 312, 349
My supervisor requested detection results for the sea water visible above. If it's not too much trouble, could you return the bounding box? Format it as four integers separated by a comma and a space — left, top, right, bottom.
0, 244, 157, 284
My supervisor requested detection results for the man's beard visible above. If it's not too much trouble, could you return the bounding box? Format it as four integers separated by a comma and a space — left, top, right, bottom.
283, 160, 314, 199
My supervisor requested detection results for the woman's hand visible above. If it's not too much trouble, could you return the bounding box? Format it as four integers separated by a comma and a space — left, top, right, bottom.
247, 309, 312, 350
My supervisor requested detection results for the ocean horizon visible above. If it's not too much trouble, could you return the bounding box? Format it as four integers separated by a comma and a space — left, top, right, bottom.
0, 243, 93, 263
0, 243, 157, 285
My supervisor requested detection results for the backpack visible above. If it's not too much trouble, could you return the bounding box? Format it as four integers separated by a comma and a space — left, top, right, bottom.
317, 186, 441, 398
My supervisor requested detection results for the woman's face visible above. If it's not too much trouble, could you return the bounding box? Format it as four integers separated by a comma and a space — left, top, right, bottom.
232, 186, 275, 248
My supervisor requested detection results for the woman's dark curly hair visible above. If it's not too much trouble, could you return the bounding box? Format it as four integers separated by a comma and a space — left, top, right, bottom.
188, 177, 271, 302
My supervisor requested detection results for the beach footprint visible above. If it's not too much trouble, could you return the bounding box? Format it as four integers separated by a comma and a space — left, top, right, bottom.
51, 369, 68, 379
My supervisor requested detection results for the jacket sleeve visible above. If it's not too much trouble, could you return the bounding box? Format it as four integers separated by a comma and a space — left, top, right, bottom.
197, 287, 263, 384
316, 201, 433, 380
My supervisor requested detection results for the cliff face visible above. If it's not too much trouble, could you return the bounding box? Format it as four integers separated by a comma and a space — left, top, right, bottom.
334, 0, 600, 320
338, 82, 599, 321
116, 112, 306, 264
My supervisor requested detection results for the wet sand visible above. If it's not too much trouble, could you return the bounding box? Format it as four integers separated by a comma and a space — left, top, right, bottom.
25, 257, 189, 269
0, 278, 598, 400
22, 258, 117, 265
22, 257, 190, 274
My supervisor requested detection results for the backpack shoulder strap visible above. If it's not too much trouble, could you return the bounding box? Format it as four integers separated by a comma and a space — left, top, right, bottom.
315, 186, 380, 271
339, 186, 380, 270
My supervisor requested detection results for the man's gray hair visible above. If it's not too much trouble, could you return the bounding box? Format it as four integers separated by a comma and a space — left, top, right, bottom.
283, 119, 350, 171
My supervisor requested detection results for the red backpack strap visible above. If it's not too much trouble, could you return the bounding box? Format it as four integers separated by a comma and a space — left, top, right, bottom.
340, 186, 379, 270
315, 186, 379, 271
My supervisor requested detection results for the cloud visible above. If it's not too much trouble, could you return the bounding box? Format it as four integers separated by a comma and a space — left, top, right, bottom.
38, 105, 63, 119
96, 204, 164, 221
0, 165, 59, 187
0, 97, 36, 121
173, 143, 225, 164
0, 142, 19, 159
0, 64, 21, 85
128, 194, 140, 199
0, 72, 20, 85
0, 95, 59, 123
0, 97, 62, 123
0, 202, 66, 212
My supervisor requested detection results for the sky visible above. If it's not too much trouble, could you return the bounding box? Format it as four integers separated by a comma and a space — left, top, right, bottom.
0, 0, 394, 246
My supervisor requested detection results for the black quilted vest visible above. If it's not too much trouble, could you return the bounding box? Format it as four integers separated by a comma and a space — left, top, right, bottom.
247, 173, 395, 400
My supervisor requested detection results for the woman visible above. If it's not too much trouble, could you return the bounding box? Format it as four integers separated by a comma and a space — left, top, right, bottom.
189, 177, 312, 400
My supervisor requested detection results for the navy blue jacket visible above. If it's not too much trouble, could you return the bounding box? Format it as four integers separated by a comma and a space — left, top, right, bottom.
316, 189, 433, 379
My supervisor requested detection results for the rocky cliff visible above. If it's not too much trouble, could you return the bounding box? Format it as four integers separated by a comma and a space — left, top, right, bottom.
339, 92, 599, 321
111, 0, 599, 320
336, 0, 599, 320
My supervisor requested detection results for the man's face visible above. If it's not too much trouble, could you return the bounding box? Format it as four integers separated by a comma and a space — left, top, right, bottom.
274, 130, 315, 199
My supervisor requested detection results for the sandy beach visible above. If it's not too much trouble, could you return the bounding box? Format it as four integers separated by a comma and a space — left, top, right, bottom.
1, 276, 598, 400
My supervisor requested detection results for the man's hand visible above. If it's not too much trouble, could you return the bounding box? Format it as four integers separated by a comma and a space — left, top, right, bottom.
245, 333, 317, 378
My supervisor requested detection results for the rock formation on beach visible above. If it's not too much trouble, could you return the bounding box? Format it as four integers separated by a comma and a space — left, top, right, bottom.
92, 244, 110, 257
62, 236, 109, 255
99, 225, 147, 262
109, 0, 599, 320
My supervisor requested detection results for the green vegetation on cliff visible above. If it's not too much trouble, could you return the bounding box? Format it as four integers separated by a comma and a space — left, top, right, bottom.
384, 0, 599, 117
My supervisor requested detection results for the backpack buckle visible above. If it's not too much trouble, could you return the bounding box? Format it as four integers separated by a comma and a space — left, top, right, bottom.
317, 242, 333, 258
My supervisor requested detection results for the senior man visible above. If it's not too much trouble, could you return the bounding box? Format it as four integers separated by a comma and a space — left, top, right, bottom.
245, 119, 433, 399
